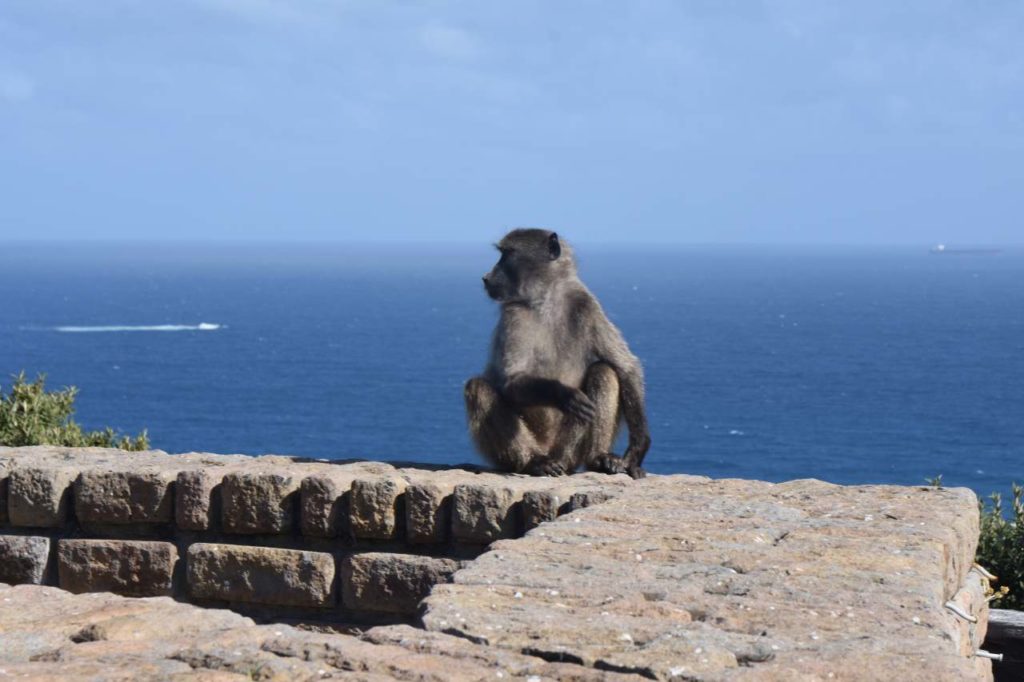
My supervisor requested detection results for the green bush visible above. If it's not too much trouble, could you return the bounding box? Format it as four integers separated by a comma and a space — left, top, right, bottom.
0, 372, 148, 451
976, 485, 1023, 608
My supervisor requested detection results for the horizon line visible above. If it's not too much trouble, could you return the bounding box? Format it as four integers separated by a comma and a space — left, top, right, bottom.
1, 238, 1021, 249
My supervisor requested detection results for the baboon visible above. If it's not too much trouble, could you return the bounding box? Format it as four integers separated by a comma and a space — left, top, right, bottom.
464, 229, 651, 479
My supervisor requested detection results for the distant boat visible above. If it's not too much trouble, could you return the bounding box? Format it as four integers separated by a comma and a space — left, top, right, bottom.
929, 244, 1001, 255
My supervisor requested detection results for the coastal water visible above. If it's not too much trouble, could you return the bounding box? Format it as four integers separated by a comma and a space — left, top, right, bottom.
1, 242, 1022, 503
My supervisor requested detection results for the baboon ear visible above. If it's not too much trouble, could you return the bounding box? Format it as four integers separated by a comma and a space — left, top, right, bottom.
548, 232, 561, 260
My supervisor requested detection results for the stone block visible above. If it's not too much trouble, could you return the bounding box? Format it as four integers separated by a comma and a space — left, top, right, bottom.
0, 535, 50, 584
568, 488, 613, 511
221, 472, 299, 534
300, 472, 356, 538
350, 476, 407, 540
57, 539, 177, 597
946, 570, 990, 656
522, 488, 571, 530
7, 467, 76, 528
405, 482, 452, 544
75, 470, 175, 525
0, 473, 8, 525
342, 552, 459, 615
452, 484, 518, 544
187, 543, 335, 608
176, 469, 223, 531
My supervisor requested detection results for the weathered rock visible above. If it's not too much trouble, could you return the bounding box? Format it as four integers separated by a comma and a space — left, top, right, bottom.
221, 472, 299, 534
945, 566, 991, 657
522, 487, 572, 529
0, 581, 663, 680
342, 552, 460, 614
57, 539, 178, 597
299, 471, 356, 538
423, 476, 989, 681
0, 467, 8, 525
187, 542, 335, 607
0, 447, 990, 680
7, 466, 76, 527
0, 534, 50, 584
362, 624, 637, 681
405, 481, 452, 544
0, 583, 248, 666
452, 483, 518, 544
75, 469, 176, 525
350, 476, 407, 540
175, 469, 223, 531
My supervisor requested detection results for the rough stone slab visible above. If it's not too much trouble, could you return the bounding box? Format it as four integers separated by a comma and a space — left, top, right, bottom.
342, 552, 460, 615
405, 481, 453, 544
361, 624, 638, 681
0, 581, 652, 680
187, 542, 335, 607
522, 487, 574, 530
175, 468, 224, 531
423, 476, 990, 681
0, 582, 635, 681
0, 535, 50, 584
7, 466, 76, 527
0, 467, 8, 525
568, 487, 616, 511
300, 471, 357, 537
945, 567, 990, 657
351, 476, 407, 540
57, 539, 177, 597
452, 483, 519, 544
221, 472, 299, 534
74, 469, 176, 525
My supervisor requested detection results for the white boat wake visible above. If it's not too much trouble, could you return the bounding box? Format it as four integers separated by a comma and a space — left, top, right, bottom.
50, 323, 222, 333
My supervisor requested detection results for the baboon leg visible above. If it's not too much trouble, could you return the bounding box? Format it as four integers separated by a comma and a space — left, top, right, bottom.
539, 362, 624, 475
464, 376, 542, 474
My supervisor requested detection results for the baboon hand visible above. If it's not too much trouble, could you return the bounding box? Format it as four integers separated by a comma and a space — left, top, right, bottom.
626, 464, 647, 480
562, 389, 596, 422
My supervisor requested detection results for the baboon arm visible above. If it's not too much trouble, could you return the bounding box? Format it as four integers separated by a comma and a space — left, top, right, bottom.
595, 326, 651, 472
502, 374, 571, 407
617, 365, 651, 472
494, 308, 577, 410
502, 374, 596, 423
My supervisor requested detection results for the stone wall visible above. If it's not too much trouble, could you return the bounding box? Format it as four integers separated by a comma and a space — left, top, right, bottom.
0, 446, 994, 680
0, 446, 630, 622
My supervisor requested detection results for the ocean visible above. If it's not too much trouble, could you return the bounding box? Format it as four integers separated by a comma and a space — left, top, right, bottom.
2, 242, 1022, 503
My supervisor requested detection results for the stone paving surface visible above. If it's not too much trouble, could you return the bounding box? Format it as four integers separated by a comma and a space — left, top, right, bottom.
0, 583, 636, 681
422, 476, 991, 681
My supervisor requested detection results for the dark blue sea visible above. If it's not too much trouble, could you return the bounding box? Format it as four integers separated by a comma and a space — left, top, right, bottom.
2, 242, 1022, 503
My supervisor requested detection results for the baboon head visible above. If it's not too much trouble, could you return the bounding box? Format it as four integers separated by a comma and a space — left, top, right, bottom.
482, 229, 576, 303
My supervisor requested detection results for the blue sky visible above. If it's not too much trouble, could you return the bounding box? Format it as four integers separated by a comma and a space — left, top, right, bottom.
1, 1, 1021, 244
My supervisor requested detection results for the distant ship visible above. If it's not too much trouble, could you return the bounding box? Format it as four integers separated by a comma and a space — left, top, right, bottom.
929, 244, 1001, 255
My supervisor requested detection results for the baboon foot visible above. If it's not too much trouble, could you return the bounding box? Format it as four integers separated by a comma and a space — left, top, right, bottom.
588, 453, 629, 475
627, 465, 647, 480
525, 457, 570, 477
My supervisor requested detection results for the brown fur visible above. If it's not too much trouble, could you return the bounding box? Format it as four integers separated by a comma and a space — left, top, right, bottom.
464, 229, 651, 478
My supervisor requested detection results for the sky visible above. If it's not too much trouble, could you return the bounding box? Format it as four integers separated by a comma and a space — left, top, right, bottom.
1, 1, 1022, 244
